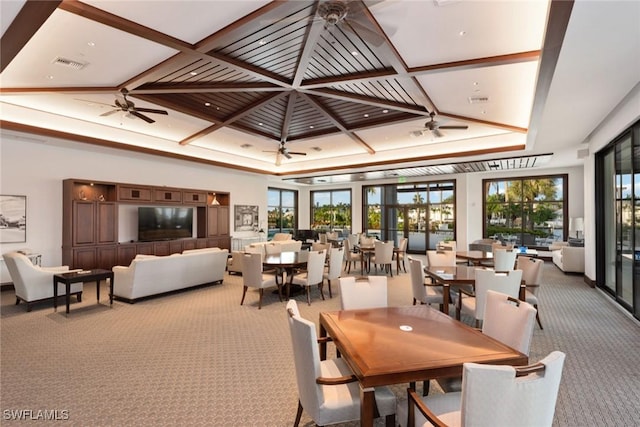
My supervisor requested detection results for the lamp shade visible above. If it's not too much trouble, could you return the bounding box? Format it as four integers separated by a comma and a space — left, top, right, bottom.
569, 217, 584, 232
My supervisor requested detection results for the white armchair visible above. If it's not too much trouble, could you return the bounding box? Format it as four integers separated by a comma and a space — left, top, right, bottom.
551, 242, 585, 273
2, 252, 82, 311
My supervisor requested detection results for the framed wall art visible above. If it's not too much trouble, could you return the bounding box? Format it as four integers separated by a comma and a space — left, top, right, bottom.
0, 195, 27, 243
234, 205, 259, 232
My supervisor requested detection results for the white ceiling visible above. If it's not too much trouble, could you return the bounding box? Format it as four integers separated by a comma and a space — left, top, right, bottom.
1, 1, 638, 180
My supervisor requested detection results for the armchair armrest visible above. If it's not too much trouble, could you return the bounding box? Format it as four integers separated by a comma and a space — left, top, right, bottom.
407, 388, 448, 427
40, 266, 71, 273
316, 374, 357, 385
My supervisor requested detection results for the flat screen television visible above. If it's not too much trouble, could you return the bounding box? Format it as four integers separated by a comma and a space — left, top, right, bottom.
138, 207, 193, 241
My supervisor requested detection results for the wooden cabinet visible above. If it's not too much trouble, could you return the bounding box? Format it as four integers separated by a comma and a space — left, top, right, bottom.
63, 179, 230, 270
118, 185, 152, 202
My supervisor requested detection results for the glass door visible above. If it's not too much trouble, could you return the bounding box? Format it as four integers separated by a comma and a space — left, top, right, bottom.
407, 207, 427, 252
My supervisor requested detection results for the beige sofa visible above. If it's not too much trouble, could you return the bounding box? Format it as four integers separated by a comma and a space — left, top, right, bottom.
112, 247, 228, 302
550, 242, 585, 273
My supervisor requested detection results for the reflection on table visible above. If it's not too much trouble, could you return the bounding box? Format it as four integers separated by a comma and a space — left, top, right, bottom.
263, 251, 308, 298
319, 305, 528, 427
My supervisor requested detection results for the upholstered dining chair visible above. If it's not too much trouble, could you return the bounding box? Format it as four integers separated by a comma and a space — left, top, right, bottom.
492, 241, 514, 252
339, 276, 387, 310
311, 242, 331, 254
408, 257, 444, 311
436, 290, 537, 394
517, 255, 545, 329
240, 252, 281, 309
323, 247, 343, 298
2, 251, 82, 312
395, 237, 408, 274
292, 249, 327, 305
457, 269, 522, 327
493, 248, 517, 271
400, 351, 566, 427
370, 240, 394, 276
342, 238, 360, 273
285, 300, 397, 427
425, 249, 457, 267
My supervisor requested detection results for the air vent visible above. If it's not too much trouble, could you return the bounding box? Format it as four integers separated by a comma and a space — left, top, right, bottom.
468, 96, 489, 104
51, 57, 88, 70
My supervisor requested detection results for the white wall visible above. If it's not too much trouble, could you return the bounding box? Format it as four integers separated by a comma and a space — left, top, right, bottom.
0, 134, 268, 281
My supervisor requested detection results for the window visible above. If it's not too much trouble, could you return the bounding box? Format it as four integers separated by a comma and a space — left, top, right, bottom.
311, 190, 352, 234
363, 180, 456, 251
267, 188, 297, 239
483, 175, 567, 247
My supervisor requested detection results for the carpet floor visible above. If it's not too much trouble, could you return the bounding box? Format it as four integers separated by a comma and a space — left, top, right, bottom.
1, 257, 638, 426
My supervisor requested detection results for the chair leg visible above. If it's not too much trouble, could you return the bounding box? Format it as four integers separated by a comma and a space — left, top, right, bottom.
319, 283, 325, 301
294, 400, 303, 427
240, 285, 248, 306
276, 283, 283, 302
327, 278, 332, 298
306, 286, 311, 306
535, 305, 544, 329
15, 297, 20, 306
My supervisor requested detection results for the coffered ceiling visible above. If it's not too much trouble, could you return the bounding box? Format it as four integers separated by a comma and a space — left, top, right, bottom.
1, 1, 638, 181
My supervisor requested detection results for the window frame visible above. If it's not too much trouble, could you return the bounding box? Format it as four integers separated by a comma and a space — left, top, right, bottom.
310, 189, 352, 234
267, 187, 298, 238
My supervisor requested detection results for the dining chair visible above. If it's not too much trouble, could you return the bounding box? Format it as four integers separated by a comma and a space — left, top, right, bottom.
339, 276, 387, 310
347, 233, 359, 248
323, 247, 344, 298
285, 300, 397, 427
436, 240, 457, 251
492, 241, 514, 252
517, 255, 545, 329
291, 249, 327, 305
2, 251, 82, 312
436, 290, 537, 394
265, 242, 283, 256
311, 242, 331, 254
342, 238, 360, 273
408, 257, 444, 311
425, 249, 457, 267
395, 237, 408, 274
493, 248, 517, 271
318, 233, 328, 244
457, 269, 522, 327
240, 252, 281, 309
370, 240, 394, 276
400, 351, 566, 427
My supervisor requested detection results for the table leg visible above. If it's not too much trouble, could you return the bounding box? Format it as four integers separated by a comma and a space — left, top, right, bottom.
360, 386, 375, 427
442, 283, 450, 315
319, 323, 327, 361
53, 278, 58, 312
96, 279, 100, 302
109, 276, 114, 307
65, 283, 71, 314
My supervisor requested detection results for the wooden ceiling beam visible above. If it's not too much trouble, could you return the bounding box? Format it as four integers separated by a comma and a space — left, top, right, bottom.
130, 83, 286, 95
305, 88, 429, 116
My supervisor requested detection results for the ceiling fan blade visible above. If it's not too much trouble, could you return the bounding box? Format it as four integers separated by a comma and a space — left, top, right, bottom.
438, 125, 469, 130
282, 150, 292, 159
288, 151, 307, 156
275, 152, 282, 166
130, 111, 155, 123
100, 109, 120, 117
343, 18, 385, 46
432, 128, 444, 138
134, 107, 168, 115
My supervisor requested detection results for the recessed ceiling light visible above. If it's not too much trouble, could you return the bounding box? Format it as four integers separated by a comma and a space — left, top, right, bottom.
351, 51, 359, 56
258, 122, 263, 126
459, 31, 466, 36
473, 81, 479, 86
481, 110, 487, 114
204, 102, 211, 107
382, 109, 389, 113
190, 71, 198, 76
309, 125, 314, 129
364, 113, 369, 118
87, 41, 95, 47
45, 75, 54, 79
259, 39, 266, 45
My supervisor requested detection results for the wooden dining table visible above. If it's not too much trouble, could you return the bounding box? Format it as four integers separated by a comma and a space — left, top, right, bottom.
319, 305, 528, 427
424, 265, 527, 315
263, 251, 308, 298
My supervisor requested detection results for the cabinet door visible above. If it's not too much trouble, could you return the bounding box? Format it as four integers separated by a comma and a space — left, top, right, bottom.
208, 206, 220, 236
73, 201, 96, 245
182, 239, 197, 251
73, 247, 97, 270
154, 241, 170, 256
117, 244, 137, 266
153, 189, 182, 203
118, 186, 152, 202
97, 246, 117, 270
218, 206, 229, 235
97, 202, 117, 244
169, 240, 183, 254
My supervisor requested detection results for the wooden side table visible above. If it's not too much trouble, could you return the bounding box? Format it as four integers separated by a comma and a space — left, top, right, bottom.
53, 269, 114, 314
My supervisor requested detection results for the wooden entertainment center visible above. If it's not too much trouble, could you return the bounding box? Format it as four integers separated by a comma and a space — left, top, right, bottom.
62, 179, 230, 270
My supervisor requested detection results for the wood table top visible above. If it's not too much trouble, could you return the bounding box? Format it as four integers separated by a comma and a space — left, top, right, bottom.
319, 305, 527, 388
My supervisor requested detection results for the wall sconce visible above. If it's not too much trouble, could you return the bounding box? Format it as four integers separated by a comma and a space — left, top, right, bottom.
211, 193, 220, 205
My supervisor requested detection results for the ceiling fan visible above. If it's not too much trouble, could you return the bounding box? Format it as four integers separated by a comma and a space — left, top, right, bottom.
264, 141, 307, 165
98, 89, 168, 124
411, 112, 469, 138
317, 0, 388, 46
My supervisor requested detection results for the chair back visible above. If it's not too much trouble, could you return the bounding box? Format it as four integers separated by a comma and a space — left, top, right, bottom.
482, 290, 537, 355
347, 234, 359, 247
408, 257, 428, 303
272, 233, 292, 241
306, 250, 327, 285
437, 240, 457, 251
286, 300, 323, 421
2, 252, 32, 298
325, 247, 343, 281
517, 256, 544, 294
461, 351, 566, 426
493, 249, 517, 271
311, 242, 331, 253
426, 249, 456, 267
360, 235, 375, 246
326, 231, 339, 241
492, 241, 514, 252
339, 276, 387, 309
265, 242, 283, 256
474, 269, 522, 322
374, 240, 394, 263
241, 253, 265, 289
318, 233, 328, 243
245, 244, 265, 261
